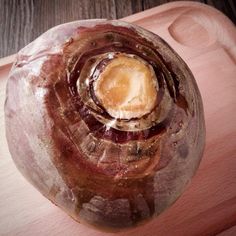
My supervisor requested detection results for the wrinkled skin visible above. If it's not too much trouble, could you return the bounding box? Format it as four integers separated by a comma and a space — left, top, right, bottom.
5, 20, 205, 232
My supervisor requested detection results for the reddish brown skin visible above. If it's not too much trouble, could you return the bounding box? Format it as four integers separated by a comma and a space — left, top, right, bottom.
5, 20, 205, 232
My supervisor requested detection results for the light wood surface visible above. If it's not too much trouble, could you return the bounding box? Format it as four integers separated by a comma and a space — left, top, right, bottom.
0, 2, 236, 236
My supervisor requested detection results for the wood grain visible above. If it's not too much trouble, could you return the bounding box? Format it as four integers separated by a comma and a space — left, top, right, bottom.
0, 0, 236, 57
0, 2, 236, 236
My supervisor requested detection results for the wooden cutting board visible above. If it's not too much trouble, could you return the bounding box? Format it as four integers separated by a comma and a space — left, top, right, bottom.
0, 2, 236, 236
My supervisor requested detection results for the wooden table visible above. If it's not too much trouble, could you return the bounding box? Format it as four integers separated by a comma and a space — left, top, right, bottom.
0, 0, 235, 58
0, 1, 236, 236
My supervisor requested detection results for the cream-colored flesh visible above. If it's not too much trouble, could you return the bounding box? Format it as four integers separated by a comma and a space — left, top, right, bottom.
94, 55, 158, 119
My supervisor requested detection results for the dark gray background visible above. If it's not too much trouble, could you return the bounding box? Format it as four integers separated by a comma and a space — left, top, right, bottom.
0, 0, 235, 57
